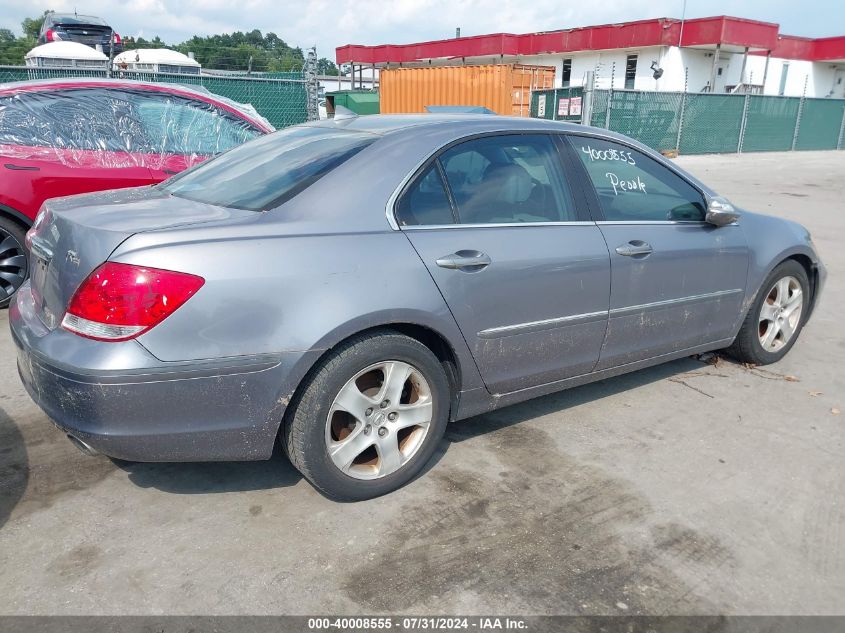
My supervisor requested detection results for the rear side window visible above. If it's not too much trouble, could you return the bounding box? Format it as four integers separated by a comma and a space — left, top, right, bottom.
162, 126, 376, 211
134, 98, 261, 155
395, 164, 455, 226
571, 137, 706, 222
396, 134, 577, 226
442, 135, 575, 224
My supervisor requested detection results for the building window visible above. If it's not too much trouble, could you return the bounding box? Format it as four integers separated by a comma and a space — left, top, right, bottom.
561, 58, 572, 87
624, 54, 638, 89
778, 63, 790, 96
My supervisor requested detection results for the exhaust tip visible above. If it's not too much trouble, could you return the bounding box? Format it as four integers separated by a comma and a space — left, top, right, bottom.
67, 434, 99, 457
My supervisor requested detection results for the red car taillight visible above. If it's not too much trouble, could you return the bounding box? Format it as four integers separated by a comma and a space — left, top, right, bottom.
113, 32, 121, 45
45, 28, 59, 41
61, 262, 204, 342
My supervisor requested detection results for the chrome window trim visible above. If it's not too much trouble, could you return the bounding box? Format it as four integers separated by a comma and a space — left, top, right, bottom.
596, 220, 710, 226
478, 310, 609, 339
609, 288, 744, 318
402, 221, 596, 231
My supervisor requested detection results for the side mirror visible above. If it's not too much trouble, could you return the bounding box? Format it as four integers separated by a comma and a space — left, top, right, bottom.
705, 197, 740, 227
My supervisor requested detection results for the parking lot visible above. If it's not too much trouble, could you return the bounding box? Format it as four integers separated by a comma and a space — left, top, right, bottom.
0, 150, 842, 616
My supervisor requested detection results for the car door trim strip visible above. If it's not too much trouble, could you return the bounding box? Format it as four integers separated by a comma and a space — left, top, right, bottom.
479, 288, 743, 339
478, 310, 609, 339
609, 288, 744, 318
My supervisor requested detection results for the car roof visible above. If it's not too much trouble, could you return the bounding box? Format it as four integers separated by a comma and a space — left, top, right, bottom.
305, 113, 582, 134
299, 114, 714, 197
47, 13, 107, 23
302, 113, 645, 147
0, 78, 274, 132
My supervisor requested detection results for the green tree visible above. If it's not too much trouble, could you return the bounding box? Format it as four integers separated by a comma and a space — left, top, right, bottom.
22, 11, 50, 39
317, 57, 338, 76
0, 12, 43, 65
0, 14, 316, 72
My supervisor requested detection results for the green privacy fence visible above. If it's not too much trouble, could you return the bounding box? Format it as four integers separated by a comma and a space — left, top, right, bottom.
541, 86, 845, 155
530, 87, 584, 121
0, 66, 308, 129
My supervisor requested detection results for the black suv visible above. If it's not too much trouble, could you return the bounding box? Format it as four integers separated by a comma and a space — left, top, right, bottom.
37, 12, 123, 55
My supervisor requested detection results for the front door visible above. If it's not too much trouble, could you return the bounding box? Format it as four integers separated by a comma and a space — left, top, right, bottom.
397, 133, 611, 394
565, 135, 749, 370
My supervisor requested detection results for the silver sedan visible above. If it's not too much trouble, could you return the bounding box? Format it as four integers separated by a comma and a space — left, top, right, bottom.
10, 115, 826, 500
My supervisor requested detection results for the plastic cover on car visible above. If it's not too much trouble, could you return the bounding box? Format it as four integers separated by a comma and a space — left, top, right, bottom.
0, 81, 272, 170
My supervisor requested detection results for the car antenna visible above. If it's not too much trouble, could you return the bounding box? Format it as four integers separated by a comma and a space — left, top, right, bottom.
333, 105, 359, 122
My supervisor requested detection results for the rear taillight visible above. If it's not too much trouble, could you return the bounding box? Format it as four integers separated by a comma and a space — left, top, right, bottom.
61, 262, 204, 342
45, 28, 60, 41
113, 32, 121, 45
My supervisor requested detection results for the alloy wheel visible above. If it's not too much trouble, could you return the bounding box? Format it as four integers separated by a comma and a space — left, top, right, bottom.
758, 275, 803, 353
0, 227, 28, 302
325, 360, 433, 480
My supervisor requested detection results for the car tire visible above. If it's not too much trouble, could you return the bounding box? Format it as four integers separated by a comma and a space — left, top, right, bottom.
282, 330, 450, 501
727, 260, 810, 365
0, 217, 29, 309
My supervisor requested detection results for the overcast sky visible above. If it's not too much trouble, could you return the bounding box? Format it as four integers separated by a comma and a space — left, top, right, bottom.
1, 0, 842, 60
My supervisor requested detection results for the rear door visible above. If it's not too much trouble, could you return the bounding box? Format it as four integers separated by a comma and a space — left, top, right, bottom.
399, 133, 610, 395
564, 134, 749, 370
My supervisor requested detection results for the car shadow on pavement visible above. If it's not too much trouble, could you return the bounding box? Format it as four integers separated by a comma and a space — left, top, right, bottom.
112, 356, 709, 497
0, 404, 28, 529
446, 356, 706, 443
114, 443, 302, 495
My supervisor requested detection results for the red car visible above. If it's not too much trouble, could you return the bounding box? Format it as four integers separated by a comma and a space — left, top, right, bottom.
0, 78, 273, 306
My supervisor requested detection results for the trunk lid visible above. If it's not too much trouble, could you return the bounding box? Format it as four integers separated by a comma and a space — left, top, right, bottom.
27, 186, 250, 330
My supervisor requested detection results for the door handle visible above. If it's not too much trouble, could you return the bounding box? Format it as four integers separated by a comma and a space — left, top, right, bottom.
4, 163, 40, 171
435, 250, 492, 271
615, 241, 653, 257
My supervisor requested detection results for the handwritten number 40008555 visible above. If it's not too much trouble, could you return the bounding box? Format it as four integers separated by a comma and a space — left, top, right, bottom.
581, 145, 636, 166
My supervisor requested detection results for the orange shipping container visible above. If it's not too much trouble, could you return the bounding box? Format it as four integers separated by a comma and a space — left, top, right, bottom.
379, 64, 556, 117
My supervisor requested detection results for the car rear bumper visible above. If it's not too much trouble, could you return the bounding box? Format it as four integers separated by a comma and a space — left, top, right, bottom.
10, 283, 316, 462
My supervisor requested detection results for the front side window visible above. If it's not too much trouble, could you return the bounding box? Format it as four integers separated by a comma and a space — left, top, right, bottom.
0, 88, 261, 155
162, 126, 375, 211
571, 137, 706, 222
440, 135, 576, 224
0, 89, 141, 151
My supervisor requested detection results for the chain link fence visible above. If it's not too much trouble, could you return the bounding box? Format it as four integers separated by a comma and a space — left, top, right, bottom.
0, 65, 311, 129
530, 87, 584, 121
533, 81, 845, 155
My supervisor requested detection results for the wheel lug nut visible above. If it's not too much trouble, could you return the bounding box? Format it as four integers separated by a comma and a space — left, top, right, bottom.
363, 424, 372, 435
365, 407, 373, 416
380, 400, 389, 409
378, 427, 388, 437
388, 412, 397, 421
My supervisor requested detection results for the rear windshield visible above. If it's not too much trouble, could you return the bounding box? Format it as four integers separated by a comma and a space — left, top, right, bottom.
51, 14, 108, 26
161, 126, 376, 211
